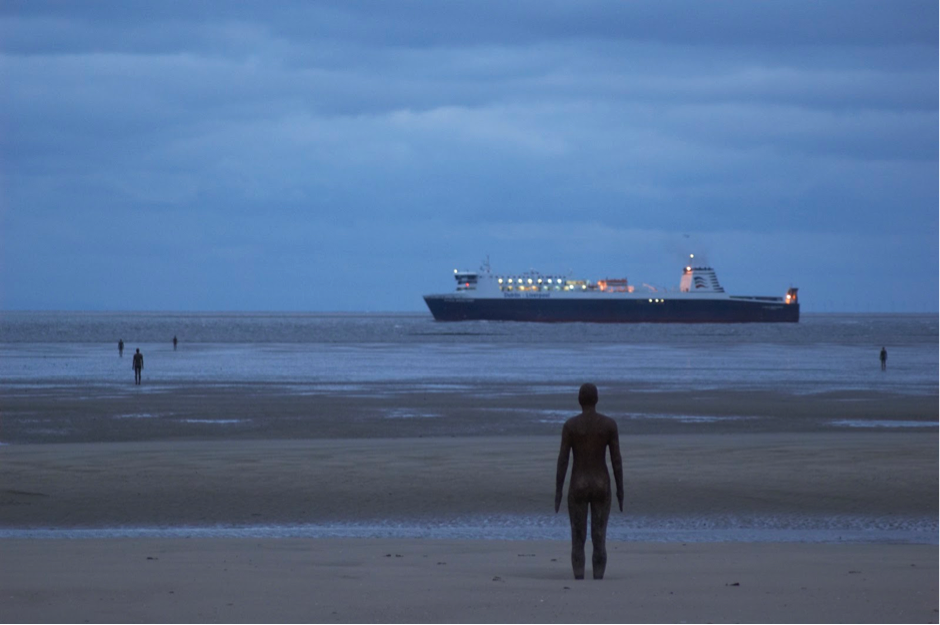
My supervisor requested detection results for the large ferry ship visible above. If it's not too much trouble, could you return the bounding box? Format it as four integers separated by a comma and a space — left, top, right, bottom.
424, 257, 799, 323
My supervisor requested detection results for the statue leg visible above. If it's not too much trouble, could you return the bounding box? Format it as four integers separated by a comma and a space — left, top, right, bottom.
567, 497, 588, 579
590, 492, 612, 579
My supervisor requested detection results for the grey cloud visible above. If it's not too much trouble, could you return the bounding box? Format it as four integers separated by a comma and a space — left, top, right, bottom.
0, 1, 936, 311
3, 1, 936, 54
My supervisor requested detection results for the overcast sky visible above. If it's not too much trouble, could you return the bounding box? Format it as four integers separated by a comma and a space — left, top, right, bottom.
1, 1, 936, 312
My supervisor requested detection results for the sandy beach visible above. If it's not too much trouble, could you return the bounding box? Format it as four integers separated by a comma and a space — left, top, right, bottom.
2, 422, 937, 623
3, 382, 937, 443
2, 538, 935, 623
2, 373, 938, 624
1, 433, 936, 528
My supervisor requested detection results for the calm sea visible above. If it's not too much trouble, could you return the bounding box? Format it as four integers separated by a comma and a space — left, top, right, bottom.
0, 311, 936, 395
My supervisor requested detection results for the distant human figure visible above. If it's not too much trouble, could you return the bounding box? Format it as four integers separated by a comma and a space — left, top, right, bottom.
555, 383, 624, 580
880, 346, 887, 371
118, 339, 124, 358
132, 348, 144, 385
173, 335, 178, 351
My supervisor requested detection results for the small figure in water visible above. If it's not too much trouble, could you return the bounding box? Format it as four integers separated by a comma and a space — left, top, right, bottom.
555, 383, 624, 580
880, 346, 887, 371
132, 348, 144, 385
173, 335, 178, 351
118, 339, 124, 358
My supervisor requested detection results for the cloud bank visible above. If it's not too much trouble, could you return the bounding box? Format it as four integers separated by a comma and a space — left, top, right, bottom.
1, 1, 936, 311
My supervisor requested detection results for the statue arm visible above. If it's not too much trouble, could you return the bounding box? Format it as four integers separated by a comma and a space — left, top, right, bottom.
554, 426, 571, 513
609, 423, 624, 512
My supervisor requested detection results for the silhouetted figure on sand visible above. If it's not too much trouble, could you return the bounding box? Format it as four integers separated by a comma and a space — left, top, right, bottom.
555, 383, 624, 580
880, 346, 887, 371
132, 348, 144, 385
173, 335, 178, 351
118, 339, 124, 358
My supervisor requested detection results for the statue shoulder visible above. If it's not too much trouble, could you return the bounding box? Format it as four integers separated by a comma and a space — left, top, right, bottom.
597, 412, 619, 431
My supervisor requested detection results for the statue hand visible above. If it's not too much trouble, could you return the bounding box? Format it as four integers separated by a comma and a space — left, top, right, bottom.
617, 490, 624, 512
554, 491, 562, 513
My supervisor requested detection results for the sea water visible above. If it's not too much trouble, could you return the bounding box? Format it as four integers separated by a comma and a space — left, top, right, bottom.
1, 311, 936, 395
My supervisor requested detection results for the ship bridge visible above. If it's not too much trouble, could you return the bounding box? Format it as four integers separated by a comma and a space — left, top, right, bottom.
679, 264, 725, 293
453, 270, 478, 291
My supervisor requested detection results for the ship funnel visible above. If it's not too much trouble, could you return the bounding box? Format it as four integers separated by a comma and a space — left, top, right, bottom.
680, 265, 725, 293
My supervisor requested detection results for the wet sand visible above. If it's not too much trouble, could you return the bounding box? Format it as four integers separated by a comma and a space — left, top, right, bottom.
1, 387, 937, 623
2, 382, 936, 443
1, 434, 936, 528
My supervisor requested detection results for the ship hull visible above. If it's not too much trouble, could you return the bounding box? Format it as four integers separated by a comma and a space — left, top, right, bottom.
424, 295, 799, 323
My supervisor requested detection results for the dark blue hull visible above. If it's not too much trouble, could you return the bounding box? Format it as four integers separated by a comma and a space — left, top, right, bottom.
424, 296, 799, 323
